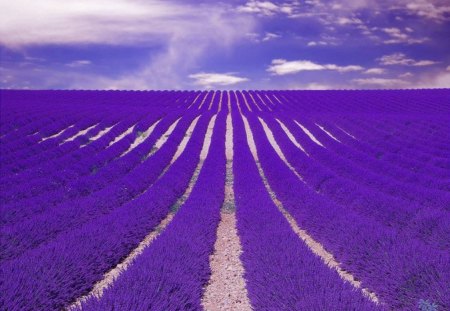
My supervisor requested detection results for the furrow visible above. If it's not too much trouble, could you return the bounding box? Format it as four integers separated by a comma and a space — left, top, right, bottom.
241, 113, 380, 304
62, 123, 99, 144
71, 115, 218, 310
294, 120, 324, 147
121, 119, 160, 156
202, 114, 252, 311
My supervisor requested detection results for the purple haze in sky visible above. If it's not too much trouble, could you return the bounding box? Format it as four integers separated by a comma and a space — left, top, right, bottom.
0, 1, 449, 89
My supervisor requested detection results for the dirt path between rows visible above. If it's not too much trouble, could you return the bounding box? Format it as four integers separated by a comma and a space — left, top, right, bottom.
202, 114, 252, 311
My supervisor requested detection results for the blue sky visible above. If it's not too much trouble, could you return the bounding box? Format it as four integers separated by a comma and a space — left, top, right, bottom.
1, 0, 449, 90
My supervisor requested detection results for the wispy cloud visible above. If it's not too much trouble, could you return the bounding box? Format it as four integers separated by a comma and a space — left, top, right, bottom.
307, 41, 328, 47
405, 1, 450, 22
262, 32, 281, 42
0, 0, 254, 48
381, 27, 428, 44
188, 72, 249, 88
267, 59, 364, 75
336, 17, 364, 26
1, 0, 449, 90
353, 77, 407, 87
0, 0, 255, 90
398, 72, 413, 78
66, 60, 91, 68
364, 68, 386, 75
378, 53, 438, 66
237, 1, 299, 17
288, 82, 337, 90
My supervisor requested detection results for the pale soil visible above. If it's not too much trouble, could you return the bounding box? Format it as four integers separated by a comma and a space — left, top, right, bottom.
238, 90, 253, 112
169, 116, 200, 165
188, 93, 201, 109
107, 124, 135, 147
67, 213, 175, 311
257, 117, 305, 183
156, 116, 201, 179
146, 118, 181, 158
202, 212, 253, 311
337, 125, 358, 140
271, 94, 283, 105
198, 91, 211, 110
242, 114, 380, 304
264, 94, 275, 107
217, 91, 223, 113
81, 124, 115, 148
275, 118, 309, 156
315, 123, 341, 143
208, 91, 217, 111
28, 130, 40, 137
62, 123, 99, 144
202, 114, 252, 311
247, 92, 262, 112
256, 93, 273, 111
234, 93, 243, 115
68, 115, 218, 311
121, 119, 161, 156
227, 91, 232, 112
39, 124, 74, 143
294, 120, 324, 147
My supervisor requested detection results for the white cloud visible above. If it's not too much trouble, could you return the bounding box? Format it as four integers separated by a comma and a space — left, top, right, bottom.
353, 77, 407, 87
405, 1, 450, 22
188, 72, 249, 88
237, 1, 299, 16
244, 31, 280, 43
0, 0, 254, 48
378, 53, 438, 66
325, 64, 364, 72
302, 83, 333, 90
262, 32, 281, 41
413, 70, 450, 88
326, 0, 450, 23
383, 27, 408, 39
307, 41, 327, 47
0, 1, 256, 90
289, 82, 336, 90
267, 59, 364, 75
364, 68, 386, 75
381, 27, 428, 44
66, 60, 91, 67
413, 60, 439, 66
398, 72, 413, 78
447, 65, 450, 71
337, 17, 363, 25
354, 67, 450, 89
268, 60, 323, 74
378, 53, 412, 65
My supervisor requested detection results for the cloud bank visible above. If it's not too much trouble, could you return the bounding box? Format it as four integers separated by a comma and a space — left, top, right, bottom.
189, 73, 249, 88
267, 59, 364, 75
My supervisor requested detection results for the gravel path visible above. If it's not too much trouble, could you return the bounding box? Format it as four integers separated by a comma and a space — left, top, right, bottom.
202, 114, 252, 311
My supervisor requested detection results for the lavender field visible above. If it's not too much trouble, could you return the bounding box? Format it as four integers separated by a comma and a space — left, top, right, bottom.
1, 89, 449, 311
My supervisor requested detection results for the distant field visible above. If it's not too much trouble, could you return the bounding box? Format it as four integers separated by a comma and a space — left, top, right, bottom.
1, 89, 449, 310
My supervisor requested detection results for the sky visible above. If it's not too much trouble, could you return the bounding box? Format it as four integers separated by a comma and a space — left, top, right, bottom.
0, 0, 449, 90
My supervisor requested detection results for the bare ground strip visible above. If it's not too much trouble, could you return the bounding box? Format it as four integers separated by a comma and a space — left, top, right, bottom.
68, 116, 218, 310
202, 114, 252, 311
241, 114, 380, 304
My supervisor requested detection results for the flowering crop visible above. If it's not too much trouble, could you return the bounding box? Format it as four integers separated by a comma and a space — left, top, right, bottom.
0, 89, 448, 310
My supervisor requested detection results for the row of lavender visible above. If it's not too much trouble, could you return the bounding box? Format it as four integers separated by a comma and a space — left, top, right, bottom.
1, 89, 449, 310
236, 90, 449, 309
1, 90, 211, 309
